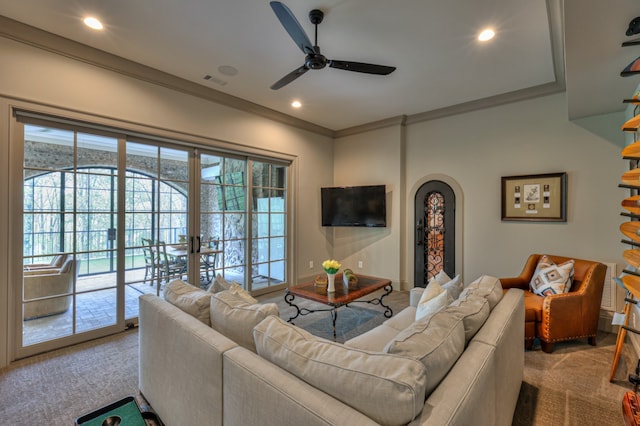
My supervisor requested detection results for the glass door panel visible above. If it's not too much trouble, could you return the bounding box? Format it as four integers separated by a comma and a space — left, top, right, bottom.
198, 154, 247, 286
250, 162, 287, 291
22, 124, 121, 348
123, 142, 190, 319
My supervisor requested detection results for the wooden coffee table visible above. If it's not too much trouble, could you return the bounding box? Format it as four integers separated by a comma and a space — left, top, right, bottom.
285, 274, 393, 341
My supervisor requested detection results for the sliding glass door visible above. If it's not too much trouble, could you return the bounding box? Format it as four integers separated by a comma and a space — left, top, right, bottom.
15, 115, 290, 358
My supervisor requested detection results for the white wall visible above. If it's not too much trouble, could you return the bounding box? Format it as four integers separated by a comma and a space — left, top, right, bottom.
332, 125, 404, 287
335, 92, 627, 289
0, 37, 334, 367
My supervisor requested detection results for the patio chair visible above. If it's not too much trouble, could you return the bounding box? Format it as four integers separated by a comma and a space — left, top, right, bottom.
159, 241, 186, 283
200, 238, 221, 285
23, 257, 79, 320
24, 253, 69, 271
142, 238, 162, 286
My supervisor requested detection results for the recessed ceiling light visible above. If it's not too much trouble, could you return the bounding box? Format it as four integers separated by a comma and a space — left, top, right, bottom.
291, 100, 302, 108
478, 28, 495, 42
83, 17, 104, 30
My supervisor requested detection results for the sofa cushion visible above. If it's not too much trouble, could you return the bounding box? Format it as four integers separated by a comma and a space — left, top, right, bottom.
461, 275, 503, 309
384, 310, 465, 395
529, 255, 575, 296
163, 279, 213, 325
344, 323, 401, 352
345, 307, 418, 352
384, 306, 417, 331
415, 281, 452, 321
445, 293, 490, 344
253, 315, 427, 426
210, 291, 278, 352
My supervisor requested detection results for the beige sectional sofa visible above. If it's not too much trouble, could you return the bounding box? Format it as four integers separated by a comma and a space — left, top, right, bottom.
139, 276, 524, 426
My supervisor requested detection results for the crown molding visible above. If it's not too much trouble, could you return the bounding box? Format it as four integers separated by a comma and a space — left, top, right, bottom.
0, 15, 335, 138
334, 115, 407, 138
405, 82, 564, 126
0, 0, 566, 139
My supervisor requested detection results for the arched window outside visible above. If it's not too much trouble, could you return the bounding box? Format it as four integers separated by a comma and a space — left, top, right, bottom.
24, 167, 187, 276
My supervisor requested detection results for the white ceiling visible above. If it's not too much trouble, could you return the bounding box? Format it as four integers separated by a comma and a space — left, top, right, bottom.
0, 0, 639, 132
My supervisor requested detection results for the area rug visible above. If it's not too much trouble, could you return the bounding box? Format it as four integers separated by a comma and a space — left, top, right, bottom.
260, 288, 409, 343
292, 305, 384, 342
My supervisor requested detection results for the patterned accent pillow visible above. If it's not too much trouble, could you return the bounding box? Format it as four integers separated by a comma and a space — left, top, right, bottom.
529, 255, 575, 296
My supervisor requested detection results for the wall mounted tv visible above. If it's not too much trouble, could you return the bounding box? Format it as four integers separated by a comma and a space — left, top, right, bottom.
321, 185, 387, 227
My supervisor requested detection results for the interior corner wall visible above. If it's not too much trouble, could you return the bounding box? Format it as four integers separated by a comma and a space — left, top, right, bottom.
0, 36, 334, 367
338, 92, 627, 290
405, 92, 626, 284
332, 125, 404, 288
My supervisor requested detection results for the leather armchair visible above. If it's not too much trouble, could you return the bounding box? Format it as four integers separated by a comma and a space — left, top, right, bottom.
500, 254, 606, 353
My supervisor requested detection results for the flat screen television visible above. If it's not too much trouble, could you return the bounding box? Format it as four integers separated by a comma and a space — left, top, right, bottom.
321, 185, 386, 227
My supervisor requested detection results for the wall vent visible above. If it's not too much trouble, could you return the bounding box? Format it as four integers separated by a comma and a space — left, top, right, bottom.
202, 74, 228, 86
601, 262, 625, 312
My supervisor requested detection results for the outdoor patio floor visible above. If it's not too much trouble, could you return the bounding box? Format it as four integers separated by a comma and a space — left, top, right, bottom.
21, 268, 276, 346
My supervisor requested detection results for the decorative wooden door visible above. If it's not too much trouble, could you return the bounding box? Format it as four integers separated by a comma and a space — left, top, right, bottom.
414, 180, 455, 287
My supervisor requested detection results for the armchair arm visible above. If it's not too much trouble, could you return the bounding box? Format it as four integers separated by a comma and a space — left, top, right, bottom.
24, 268, 62, 276
499, 253, 542, 291
499, 277, 530, 291
538, 292, 589, 341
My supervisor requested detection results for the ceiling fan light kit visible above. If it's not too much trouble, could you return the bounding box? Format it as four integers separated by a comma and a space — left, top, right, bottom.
269, 1, 396, 90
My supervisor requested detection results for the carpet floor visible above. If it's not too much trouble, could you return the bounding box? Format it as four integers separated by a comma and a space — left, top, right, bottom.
0, 289, 634, 425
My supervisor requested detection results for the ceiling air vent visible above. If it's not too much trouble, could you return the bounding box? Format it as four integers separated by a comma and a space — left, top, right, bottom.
202, 74, 227, 86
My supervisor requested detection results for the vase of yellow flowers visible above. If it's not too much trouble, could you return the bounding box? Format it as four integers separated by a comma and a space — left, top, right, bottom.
322, 259, 341, 293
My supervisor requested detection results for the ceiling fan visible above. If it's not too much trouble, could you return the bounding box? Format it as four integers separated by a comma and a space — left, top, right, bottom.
269, 1, 396, 90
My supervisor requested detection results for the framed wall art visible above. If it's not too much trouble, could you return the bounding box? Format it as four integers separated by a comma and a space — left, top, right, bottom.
501, 172, 567, 222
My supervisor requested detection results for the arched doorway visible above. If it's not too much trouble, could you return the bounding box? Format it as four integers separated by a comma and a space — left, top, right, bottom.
414, 180, 455, 287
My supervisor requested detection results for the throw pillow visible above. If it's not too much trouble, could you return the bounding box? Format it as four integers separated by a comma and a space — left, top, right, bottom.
430, 269, 451, 285
415, 281, 452, 321
529, 255, 575, 296
208, 273, 231, 293
209, 290, 278, 352
163, 279, 213, 325
384, 310, 465, 395
442, 274, 464, 300
208, 274, 258, 304
428, 270, 464, 300
253, 315, 427, 426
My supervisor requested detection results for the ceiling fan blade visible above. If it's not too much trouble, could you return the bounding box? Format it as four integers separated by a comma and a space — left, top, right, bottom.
270, 1, 315, 55
328, 60, 396, 75
270, 65, 309, 90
